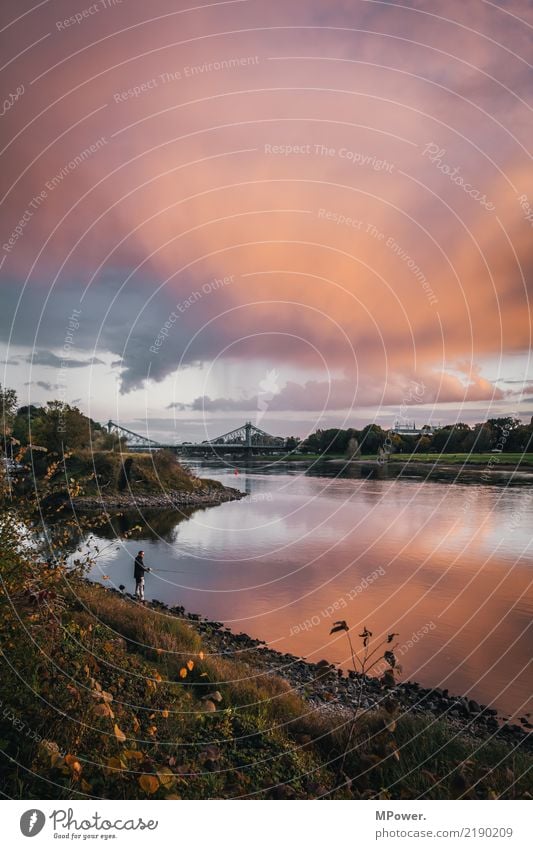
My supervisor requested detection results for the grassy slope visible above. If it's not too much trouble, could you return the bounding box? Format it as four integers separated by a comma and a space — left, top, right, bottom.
1, 571, 530, 800
58, 450, 225, 497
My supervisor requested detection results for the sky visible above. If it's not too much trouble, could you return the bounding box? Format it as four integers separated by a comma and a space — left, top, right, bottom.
1, 0, 532, 441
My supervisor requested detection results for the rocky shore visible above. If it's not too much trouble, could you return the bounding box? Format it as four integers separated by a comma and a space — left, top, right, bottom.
70, 484, 245, 512
101, 585, 533, 753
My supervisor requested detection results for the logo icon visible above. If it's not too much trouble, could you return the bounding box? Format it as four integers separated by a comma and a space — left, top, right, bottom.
20, 810, 46, 837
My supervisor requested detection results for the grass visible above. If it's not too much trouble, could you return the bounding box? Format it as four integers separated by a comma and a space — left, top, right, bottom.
385, 453, 533, 467
229, 452, 533, 467
1, 549, 531, 800
46, 449, 226, 498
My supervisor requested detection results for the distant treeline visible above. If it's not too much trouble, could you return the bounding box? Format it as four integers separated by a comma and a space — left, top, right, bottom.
301, 417, 533, 456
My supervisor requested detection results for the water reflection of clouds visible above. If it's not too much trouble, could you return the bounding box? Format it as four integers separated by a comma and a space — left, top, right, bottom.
85, 471, 533, 716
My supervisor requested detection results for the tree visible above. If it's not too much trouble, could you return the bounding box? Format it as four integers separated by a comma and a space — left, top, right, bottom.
12, 405, 42, 445
462, 423, 493, 453
345, 436, 360, 459
486, 417, 520, 451
507, 423, 532, 453
0, 383, 18, 438
414, 435, 432, 453
30, 402, 95, 454
303, 427, 353, 455
387, 432, 404, 454
432, 423, 471, 453
358, 424, 386, 455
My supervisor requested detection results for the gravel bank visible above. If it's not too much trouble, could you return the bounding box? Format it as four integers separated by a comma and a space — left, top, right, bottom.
99, 587, 532, 752
69, 484, 245, 511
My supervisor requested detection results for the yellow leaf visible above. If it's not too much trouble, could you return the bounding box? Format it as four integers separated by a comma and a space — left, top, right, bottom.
139, 774, 159, 795
114, 724, 126, 743
162, 709, 169, 718
165, 794, 181, 800
157, 768, 176, 788
199, 651, 205, 661
147, 725, 157, 736
187, 660, 194, 671
107, 756, 126, 770
156, 648, 163, 655
124, 750, 143, 761
132, 716, 140, 732
64, 754, 81, 774
153, 671, 162, 682
179, 668, 187, 679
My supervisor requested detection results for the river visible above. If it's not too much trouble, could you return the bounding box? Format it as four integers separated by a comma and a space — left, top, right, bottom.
85, 461, 533, 720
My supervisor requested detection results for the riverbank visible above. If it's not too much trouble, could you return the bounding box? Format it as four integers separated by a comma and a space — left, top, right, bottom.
129, 589, 533, 753
2, 539, 532, 800
34, 449, 246, 512
185, 453, 533, 485
325, 457, 533, 485
73, 464, 532, 725
70, 483, 245, 512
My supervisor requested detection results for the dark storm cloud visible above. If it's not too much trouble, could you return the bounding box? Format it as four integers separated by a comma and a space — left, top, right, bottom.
27, 351, 105, 369
24, 380, 61, 391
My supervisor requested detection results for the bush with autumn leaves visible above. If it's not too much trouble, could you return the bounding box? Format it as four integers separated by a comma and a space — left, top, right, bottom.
0, 496, 330, 798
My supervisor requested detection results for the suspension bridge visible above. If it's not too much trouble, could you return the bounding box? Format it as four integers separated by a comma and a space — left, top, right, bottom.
106, 420, 287, 455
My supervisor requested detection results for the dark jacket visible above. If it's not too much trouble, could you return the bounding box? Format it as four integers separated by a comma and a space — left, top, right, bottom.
134, 555, 148, 580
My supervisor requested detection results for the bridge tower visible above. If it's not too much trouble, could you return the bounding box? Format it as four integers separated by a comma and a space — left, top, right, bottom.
245, 421, 252, 450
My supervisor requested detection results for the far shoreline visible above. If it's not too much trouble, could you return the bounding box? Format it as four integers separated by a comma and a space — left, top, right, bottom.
185, 454, 533, 486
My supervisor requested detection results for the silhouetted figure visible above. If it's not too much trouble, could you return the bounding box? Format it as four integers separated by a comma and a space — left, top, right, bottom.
134, 550, 151, 601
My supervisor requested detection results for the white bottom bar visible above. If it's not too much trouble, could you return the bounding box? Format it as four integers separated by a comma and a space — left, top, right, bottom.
3, 799, 531, 848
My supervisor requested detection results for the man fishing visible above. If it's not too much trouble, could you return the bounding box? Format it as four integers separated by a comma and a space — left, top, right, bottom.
133, 550, 151, 602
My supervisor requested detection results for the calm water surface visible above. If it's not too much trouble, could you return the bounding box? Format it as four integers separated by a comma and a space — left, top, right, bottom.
86, 463, 533, 718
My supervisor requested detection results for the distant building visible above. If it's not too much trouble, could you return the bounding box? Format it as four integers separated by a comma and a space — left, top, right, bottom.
390, 421, 435, 437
